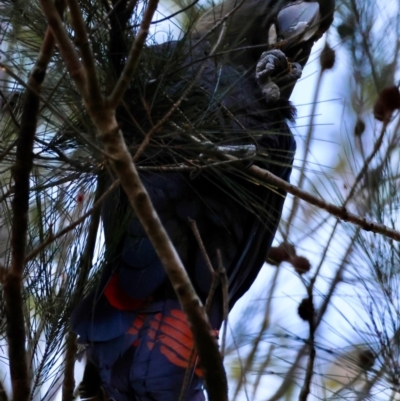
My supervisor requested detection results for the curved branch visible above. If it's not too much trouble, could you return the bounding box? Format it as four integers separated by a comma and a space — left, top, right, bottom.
247, 163, 400, 241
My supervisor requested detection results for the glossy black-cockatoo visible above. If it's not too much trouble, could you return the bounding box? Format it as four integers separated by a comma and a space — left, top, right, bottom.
71, 0, 334, 400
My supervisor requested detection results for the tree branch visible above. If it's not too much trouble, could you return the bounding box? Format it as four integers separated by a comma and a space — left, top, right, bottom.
61, 333, 77, 401
62, 176, 106, 401
66, 0, 102, 101
247, 163, 400, 241
3, 9, 65, 400
100, 125, 228, 401
39, 0, 87, 98
39, 4, 228, 399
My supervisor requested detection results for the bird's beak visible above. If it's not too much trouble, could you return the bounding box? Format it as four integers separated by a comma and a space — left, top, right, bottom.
268, 1, 321, 46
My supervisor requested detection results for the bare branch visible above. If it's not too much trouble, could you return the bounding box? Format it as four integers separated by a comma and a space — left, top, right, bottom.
100, 124, 228, 401
38, 3, 228, 395
299, 344, 316, 401
217, 251, 228, 358
189, 219, 215, 275
39, 0, 87, 97
61, 333, 77, 401
62, 176, 105, 401
179, 220, 222, 401
315, 229, 359, 327
3, 7, 66, 399
247, 163, 400, 241
298, 292, 316, 401
66, 0, 102, 101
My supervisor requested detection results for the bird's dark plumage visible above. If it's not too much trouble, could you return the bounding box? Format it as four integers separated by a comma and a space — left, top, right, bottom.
71, 0, 334, 399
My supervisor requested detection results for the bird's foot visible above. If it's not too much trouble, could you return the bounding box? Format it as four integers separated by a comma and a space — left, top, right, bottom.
256, 50, 289, 84
279, 61, 302, 86
256, 50, 302, 104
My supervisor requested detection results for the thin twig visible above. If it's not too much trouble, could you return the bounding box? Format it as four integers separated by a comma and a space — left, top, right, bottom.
285, 65, 325, 239
130, 0, 200, 28
298, 342, 315, 401
217, 250, 228, 359
247, 163, 400, 241
315, 229, 359, 327
355, 363, 386, 401
25, 179, 119, 262
179, 219, 220, 401
233, 264, 280, 400
109, 0, 160, 108
275, 236, 358, 400
178, 349, 198, 401
189, 219, 215, 275
0, 90, 20, 129
252, 345, 275, 398
298, 291, 315, 401
349, 0, 379, 90
344, 119, 388, 204
267, 343, 308, 401
62, 176, 106, 401
67, 0, 102, 101
309, 219, 339, 286
135, 156, 254, 170
70, 175, 106, 307
35, 137, 90, 172
0, 62, 105, 155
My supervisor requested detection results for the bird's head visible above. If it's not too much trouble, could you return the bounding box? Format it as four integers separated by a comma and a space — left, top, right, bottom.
194, 0, 335, 67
